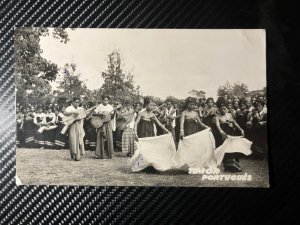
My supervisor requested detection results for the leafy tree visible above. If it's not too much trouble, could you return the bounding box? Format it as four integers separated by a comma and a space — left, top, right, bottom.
217, 81, 233, 97
89, 89, 104, 104
248, 87, 266, 98
56, 63, 91, 102
232, 82, 249, 97
217, 81, 249, 98
100, 50, 138, 102
15, 27, 70, 106
188, 89, 206, 98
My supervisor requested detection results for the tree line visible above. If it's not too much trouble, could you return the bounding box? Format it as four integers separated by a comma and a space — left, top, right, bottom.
15, 28, 266, 108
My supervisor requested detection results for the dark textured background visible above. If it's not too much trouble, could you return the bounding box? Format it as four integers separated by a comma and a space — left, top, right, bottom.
1, 0, 299, 224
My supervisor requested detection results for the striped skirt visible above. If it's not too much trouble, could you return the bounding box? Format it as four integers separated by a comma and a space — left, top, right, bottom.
122, 128, 137, 156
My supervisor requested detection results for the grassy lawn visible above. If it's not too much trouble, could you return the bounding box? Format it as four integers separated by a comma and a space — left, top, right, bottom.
16, 148, 269, 187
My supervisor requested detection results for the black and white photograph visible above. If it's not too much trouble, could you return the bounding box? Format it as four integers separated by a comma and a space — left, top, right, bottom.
15, 28, 268, 187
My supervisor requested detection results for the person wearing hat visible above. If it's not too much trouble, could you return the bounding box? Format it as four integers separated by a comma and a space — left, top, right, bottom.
179, 97, 209, 139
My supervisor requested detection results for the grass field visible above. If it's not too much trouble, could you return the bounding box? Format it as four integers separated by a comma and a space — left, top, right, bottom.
16, 148, 269, 187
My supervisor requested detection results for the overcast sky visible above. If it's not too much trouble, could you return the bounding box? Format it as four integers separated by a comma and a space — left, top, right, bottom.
40, 29, 266, 100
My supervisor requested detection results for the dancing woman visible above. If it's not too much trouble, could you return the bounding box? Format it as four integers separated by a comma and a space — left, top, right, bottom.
135, 98, 169, 138
213, 97, 245, 172
180, 97, 208, 139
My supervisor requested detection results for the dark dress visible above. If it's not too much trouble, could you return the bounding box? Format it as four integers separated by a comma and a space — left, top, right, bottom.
213, 115, 242, 172
184, 119, 199, 136
55, 114, 67, 149
84, 117, 97, 151
16, 116, 24, 148
44, 115, 56, 149
235, 110, 251, 140
137, 117, 155, 138
23, 114, 35, 148
34, 115, 45, 148
251, 111, 267, 157
202, 107, 217, 128
154, 112, 165, 136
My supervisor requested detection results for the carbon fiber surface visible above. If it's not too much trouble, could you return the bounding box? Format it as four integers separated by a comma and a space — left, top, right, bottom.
0, 0, 298, 224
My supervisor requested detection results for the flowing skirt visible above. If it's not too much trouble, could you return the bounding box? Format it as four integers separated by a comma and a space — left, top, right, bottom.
130, 133, 176, 172
174, 129, 217, 170
213, 122, 243, 172
95, 122, 113, 159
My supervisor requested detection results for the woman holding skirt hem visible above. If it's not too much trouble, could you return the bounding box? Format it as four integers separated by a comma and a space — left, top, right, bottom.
180, 97, 208, 139
135, 98, 169, 138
